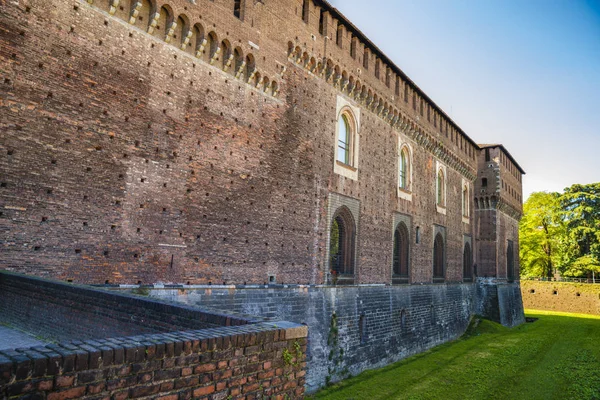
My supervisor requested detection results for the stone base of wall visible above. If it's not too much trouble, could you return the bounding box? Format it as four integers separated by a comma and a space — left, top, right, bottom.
476, 278, 525, 327
135, 283, 477, 393
521, 281, 600, 315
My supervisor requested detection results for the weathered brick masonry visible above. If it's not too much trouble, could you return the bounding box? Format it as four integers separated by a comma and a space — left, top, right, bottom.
0, 272, 308, 399
1, 0, 523, 286
521, 281, 600, 315
139, 283, 479, 392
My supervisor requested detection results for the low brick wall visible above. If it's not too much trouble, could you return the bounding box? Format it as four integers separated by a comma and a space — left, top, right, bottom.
0, 323, 307, 399
521, 280, 600, 315
0, 272, 308, 399
0, 271, 255, 342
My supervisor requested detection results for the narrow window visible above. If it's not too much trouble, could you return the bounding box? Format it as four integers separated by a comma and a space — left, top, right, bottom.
412, 92, 416, 110
399, 147, 409, 190
336, 23, 343, 47
337, 114, 351, 165
393, 222, 410, 283
302, 0, 309, 23
437, 169, 445, 206
350, 36, 357, 59
462, 185, 469, 217
463, 243, 473, 281
404, 84, 408, 103
433, 233, 445, 281
419, 99, 423, 116
427, 105, 430, 122
385, 68, 391, 87
363, 49, 369, 70
233, 0, 243, 19
375, 59, 380, 78
318, 8, 325, 35
485, 148, 490, 162
395, 77, 400, 96
507, 240, 515, 282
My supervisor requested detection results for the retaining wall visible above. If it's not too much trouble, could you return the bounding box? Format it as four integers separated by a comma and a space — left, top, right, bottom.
138, 283, 477, 392
0, 272, 307, 399
521, 280, 600, 315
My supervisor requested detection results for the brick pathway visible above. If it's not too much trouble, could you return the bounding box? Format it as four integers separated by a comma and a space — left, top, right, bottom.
0, 325, 48, 350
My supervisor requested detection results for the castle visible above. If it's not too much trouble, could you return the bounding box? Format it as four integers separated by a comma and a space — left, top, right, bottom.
1, 0, 525, 392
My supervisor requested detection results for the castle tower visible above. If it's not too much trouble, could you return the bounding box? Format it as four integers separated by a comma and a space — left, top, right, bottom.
474, 144, 526, 325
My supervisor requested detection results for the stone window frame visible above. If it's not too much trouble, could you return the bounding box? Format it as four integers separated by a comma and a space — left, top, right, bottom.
433, 226, 446, 283
334, 96, 360, 181
397, 140, 413, 202
325, 193, 360, 285
435, 161, 447, 215
462, 178, 470, 224
392, 214, 411, 284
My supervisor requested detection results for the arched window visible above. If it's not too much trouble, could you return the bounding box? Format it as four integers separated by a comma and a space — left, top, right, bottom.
337, 113, 351, 165
462, 184, 469, 217
463, 243, 472, 281
433, 233, 445, 282
437, 168, 445, 207
393, 222, 410, 284
329, 207, 356, 284
399, 146, 410, 191
507, 240, 515, 282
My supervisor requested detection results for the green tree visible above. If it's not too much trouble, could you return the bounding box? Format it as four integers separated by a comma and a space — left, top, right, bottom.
558, 183, 600, 278
519, 192, 563, 278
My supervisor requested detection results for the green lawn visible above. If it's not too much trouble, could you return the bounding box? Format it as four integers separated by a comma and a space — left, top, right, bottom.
311, 311, 600, 400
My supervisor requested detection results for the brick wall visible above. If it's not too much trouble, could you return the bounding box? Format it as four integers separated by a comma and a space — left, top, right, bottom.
0, 271, 256, 343
1, 0, 484, 286
0, 272, 308, 399
136, 283, 477, 392
0, 323, 307, 400
521, 281, 600, 315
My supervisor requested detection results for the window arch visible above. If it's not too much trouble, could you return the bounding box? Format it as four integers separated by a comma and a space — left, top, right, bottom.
329, 207, 356, 284
507, 240, 515, 282
393, 222, 410, 284
399, 146, 411, 191
463, 242, 472, 281
436, 168, 445, 207
337, 111, 355, 166
433, 233, 445, 282
462, 183, 469, 218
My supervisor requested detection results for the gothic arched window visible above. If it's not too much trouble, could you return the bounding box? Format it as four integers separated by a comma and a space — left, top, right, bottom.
393, 222, 410, 284
329, 207, 356, 284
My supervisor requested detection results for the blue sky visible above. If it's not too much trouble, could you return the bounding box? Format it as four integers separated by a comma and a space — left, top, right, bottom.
328, 0, 600, 200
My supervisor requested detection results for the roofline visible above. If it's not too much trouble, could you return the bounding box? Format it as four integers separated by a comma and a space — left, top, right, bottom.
316, 0, 479, 149
479, 144, 526, 175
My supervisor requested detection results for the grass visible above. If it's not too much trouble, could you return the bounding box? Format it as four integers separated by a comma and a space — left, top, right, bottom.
311, 310, 600, 400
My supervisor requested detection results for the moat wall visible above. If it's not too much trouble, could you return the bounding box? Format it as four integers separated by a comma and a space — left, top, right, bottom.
137, 283, 477, 392
521, 281, 600, 315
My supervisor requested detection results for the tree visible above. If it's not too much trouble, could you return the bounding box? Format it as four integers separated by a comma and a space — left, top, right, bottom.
519, 192, 563, 278
558, 183, 600, 278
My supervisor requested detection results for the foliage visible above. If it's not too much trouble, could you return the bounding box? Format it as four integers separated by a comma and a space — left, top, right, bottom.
519, 183, 600, 279
558, 183, 600, 277
519, 192, 563, 278
310, 311, 600, 400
